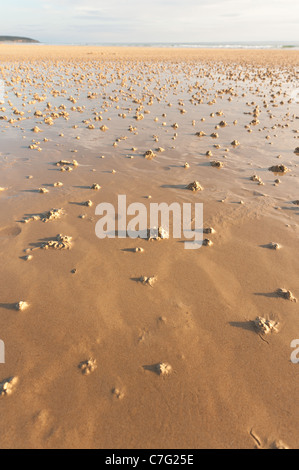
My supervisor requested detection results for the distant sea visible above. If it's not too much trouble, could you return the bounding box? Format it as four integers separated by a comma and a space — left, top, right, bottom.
38, 41, 299, 49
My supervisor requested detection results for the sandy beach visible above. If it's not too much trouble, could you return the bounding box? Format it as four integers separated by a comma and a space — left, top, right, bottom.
0, 45, 298, 449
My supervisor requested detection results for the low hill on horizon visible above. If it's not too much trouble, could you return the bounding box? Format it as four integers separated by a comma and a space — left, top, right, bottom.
0, 36, 40, 43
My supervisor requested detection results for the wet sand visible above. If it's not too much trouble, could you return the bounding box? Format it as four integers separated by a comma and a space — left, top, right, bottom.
0, 45, 298, 449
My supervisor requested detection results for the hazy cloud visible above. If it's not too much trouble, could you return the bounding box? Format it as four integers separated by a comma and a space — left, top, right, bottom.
1, 0, 299, 43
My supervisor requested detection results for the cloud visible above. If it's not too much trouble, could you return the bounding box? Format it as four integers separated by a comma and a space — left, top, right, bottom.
2, 0, 299, 43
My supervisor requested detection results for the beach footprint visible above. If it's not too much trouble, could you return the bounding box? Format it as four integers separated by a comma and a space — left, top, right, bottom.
0, 224, 22, 239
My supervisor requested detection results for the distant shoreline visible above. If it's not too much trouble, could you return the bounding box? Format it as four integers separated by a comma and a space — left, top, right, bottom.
1, 39, 298, 49
33, 42, 299, 50
0, 36, 39, 43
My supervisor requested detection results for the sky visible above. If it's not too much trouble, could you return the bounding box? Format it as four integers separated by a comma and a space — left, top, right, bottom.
1, 0, 299, 44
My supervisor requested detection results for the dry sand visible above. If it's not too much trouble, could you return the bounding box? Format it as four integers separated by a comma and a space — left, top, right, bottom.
0, 45, 298, 449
